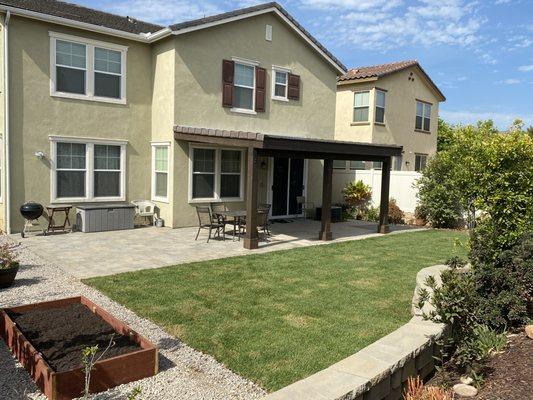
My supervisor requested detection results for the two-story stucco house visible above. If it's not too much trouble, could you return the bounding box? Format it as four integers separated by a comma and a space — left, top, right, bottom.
334, 60, 446, 172
0, 0, 403, 245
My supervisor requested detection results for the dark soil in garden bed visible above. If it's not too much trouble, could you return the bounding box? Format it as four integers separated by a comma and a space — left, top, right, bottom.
475, 332, 532, 400
428, 332, 532, 400
7, 303, 141, 372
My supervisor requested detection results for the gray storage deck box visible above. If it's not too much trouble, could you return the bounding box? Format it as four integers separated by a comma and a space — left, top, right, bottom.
76, 204, 135, 233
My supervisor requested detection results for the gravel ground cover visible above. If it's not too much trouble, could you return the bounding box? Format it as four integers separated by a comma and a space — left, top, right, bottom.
0, 236, 266, 400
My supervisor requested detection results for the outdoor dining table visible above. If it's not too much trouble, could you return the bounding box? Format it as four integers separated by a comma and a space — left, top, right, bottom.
217, 210, 247, 241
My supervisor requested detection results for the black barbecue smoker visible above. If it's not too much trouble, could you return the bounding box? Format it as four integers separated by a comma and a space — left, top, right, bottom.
20, 202, 46, 238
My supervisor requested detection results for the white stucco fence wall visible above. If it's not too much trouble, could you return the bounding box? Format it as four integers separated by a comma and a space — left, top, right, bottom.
332, 170, 422, 213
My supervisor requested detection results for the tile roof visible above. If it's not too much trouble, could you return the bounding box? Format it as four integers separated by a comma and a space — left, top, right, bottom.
339, 60, 445, 101
338, 60, 419, 82
169, 2, 346, 72
0, 1, 345, 73
0, 0, 164, 34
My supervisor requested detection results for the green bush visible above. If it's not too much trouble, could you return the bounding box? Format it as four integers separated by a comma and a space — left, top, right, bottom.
362, 206, 379, 222
423, 233, 532, 372
342, 180, 372, 219
417, 120, 533, 239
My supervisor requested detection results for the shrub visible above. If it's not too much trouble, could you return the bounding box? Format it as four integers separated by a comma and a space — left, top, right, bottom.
362, 206, 379, 222
422, 233, 531, 372
342, 180, 372, 218
417, 120, 533, 237
404, 377, 454, 400
388, 199, 405, 224
0, 243, 19, 269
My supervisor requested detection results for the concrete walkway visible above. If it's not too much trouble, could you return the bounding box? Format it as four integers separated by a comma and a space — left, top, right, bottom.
14, 220, 421, 279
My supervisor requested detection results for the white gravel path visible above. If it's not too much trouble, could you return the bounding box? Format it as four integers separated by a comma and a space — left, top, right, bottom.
0, 236, 266, 400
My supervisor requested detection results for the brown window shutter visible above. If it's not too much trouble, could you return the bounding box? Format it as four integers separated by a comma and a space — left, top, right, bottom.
287, 73, 300, 100
222, 59, 234, 107
255, 67, 266, 112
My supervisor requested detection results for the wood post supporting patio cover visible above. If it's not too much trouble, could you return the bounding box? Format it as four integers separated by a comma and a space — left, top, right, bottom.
319, 159, 333, 241
378, 157, 391, 233
244, 146, 259, 249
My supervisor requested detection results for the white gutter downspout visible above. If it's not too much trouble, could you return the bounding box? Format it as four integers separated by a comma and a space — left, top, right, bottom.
3, 11, 10, 234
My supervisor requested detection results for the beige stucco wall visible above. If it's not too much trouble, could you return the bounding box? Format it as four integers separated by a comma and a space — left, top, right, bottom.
169, 12, 338, 227
335, 66, 441, 171
7, 16, 153, 232
3, 12, 339, 231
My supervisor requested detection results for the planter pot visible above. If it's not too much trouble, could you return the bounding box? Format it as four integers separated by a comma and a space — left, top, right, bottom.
0, 263, 19, 289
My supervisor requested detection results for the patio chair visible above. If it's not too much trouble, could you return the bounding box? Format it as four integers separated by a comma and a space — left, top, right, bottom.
131, 200, 156, 225
258, 203, 271, 236
296, 196, 314, 220
195, 206, 225, 242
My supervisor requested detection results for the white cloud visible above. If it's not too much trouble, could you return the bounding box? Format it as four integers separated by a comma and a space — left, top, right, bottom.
106, 0, 222, 26
300, 0, 402, 11
304, 0, 484, 51
518, 64, 533, 72
500, 78, 521, 84
441, 110, 532, 129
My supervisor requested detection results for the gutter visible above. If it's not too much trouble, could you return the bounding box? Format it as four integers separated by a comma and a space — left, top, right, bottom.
3, 10, 10, 234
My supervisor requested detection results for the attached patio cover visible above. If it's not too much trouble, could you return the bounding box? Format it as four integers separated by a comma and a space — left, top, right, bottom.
175, 125, 403, 249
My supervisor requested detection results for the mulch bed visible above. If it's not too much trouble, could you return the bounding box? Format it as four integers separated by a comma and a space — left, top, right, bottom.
428, 332, 532, 400
475, 332, 532, 400
7, 303, 140, 372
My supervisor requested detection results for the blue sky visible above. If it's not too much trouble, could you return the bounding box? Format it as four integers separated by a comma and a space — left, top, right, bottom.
77, 0, 533, 129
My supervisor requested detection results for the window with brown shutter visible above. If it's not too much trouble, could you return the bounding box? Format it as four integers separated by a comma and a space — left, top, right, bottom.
255, 67, 266, 112
222, 59, 234, 107
287, 73, 300, 100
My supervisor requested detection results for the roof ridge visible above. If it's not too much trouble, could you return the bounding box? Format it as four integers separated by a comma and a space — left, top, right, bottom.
348, 59, 418, 72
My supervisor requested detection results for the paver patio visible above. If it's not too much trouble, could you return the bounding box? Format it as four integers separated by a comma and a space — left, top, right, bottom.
14, 220, 419, 278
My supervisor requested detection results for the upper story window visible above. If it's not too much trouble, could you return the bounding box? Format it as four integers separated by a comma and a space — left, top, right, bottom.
222, 59, 300, 114
234, 62, 255, 111
272, 67, 289, 101
415, 100, 432, 131
375, 90, 386, 124
51, 137, 126, 202
50, 32, 127, 104
353, 91, 370, 122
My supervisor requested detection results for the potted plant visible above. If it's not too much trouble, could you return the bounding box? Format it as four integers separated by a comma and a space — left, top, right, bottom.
0, 243, 20, 289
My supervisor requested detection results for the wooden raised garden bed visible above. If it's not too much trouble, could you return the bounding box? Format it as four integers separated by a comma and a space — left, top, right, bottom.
0, 296, 158, 400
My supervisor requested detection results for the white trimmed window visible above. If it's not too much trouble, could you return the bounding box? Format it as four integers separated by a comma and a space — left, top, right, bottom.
375, 90, 386, 123
152, 144, 170, 201
415, 154, 428, 172
189, 147, 244, 202
415, 101, 432, 131
51, 138, 126, 202
333, 160, 346, 170
272, 67, 289, 101
353, 91, 370, 122
50, 32, 127, 104
233, 62, 255, 111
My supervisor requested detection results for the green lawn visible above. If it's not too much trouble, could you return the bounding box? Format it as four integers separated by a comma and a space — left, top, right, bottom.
85, 230, 467, 391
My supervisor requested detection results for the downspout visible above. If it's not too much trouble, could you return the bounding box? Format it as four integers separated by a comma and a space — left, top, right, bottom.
3, 11, 10, 234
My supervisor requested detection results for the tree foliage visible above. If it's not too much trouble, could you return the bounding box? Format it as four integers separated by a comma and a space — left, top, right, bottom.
418, 119, 533, 251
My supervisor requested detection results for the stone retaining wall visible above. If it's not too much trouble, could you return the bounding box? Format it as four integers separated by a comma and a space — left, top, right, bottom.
264, 264, 449, 400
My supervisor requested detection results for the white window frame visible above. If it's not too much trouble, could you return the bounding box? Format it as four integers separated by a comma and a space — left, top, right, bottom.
272, 65, 290, 102
151, 142, 170, 203
374, 89, 386, 124
50, 32, 128, 105
50, 136, 127, 203
415, 153, 428, 172
353, 90, 370, 122
188, 145, 245, 203
415, 100, 432, 132
231, 57, 258, 115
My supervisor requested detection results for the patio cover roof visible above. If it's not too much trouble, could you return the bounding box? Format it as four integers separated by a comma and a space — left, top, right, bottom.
174, 125, 403, 161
